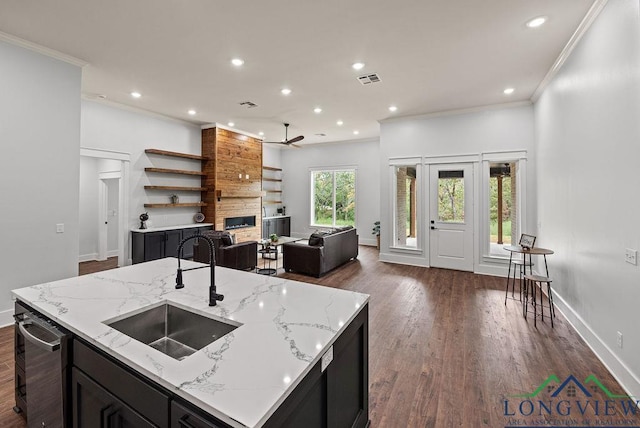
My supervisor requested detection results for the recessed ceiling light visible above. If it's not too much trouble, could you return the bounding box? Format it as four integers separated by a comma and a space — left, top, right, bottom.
388, 105, 398, 112
281, 88, 292, 95
353, 130, 359, 135
526, 16, 547, 28
503, 88, 515, 95
259, 131, 264, 136
336, 120, 344, 126
188, 109, 196, 115
231, 58, 244, 66
352, 62, 365, 70
314, 107, 322, 114
130, 91, 141, 98
228, 121, 235, 127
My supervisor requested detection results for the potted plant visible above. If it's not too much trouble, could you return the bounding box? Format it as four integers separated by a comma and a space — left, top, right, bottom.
372, 221, 380, 250
269, 233, 279, 243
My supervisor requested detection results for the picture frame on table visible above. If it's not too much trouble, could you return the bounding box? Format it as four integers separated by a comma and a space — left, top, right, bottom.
519, 234, 536, 250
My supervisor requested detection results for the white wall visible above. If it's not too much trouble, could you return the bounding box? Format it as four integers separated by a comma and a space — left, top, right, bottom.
535, 0, 640, 396
0, 41, 81, 323
379, 104, 536, 267
81, 100, 202, 262
281, 140, 380, 245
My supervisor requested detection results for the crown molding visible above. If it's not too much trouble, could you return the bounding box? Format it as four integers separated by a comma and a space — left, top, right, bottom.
82, 95, 200, 127
379, 100, 532, 124
531, 0, 609, 102
0, 30, 88, 67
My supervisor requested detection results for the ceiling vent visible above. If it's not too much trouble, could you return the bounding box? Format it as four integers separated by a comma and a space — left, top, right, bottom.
315, 133, 326, 137
239, 101, 258, 108
357, 73, 381, 85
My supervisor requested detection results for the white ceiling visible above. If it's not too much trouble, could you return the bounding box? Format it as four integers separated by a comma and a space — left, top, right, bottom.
0, 0, 595, 145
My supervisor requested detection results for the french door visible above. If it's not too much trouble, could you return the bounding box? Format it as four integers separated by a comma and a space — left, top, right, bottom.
429, 163, 474, 271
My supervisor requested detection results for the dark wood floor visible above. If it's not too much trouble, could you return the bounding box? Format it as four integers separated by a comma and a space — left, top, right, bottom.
2, 247, 638, 427
78, 256, 118, 276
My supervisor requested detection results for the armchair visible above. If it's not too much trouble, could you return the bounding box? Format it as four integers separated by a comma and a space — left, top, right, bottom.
193, 231, 258, 271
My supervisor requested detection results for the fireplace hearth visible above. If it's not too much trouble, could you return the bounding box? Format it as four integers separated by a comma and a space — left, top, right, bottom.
224, 215, 256, 230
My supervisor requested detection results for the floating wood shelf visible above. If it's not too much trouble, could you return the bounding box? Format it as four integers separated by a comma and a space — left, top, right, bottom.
143, 202, 208, 208
215, 190, 265, 199
265, 190, 282, 193
145, 149, 209, 161
262, 178, 282, 182
144, 186, 208, 192
262, 166, 282, 171
263, 201, 283, 204
145, 167, 206, 176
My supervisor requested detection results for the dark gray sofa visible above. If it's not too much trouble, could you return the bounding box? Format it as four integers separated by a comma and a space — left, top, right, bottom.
282, 227, 358, 277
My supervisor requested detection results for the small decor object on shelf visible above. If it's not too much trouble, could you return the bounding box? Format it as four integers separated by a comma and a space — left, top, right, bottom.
269, 233, 278, 243
139, 212, 149, 229
194, 212, 205, 223
170, 194, 179, 204
519, 233, 536, 250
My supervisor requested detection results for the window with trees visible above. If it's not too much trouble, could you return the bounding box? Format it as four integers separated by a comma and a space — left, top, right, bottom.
311, 169, 356, 227
480, 152, 526, 260
390, 160, 421, 250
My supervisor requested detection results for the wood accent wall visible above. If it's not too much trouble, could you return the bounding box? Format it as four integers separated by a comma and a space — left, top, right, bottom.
202, 127, 263, 242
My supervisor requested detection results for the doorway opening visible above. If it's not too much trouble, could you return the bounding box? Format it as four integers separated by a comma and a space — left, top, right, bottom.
79, 148, 130, 267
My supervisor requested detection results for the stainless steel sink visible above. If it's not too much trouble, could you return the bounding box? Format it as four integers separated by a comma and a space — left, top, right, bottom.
106, 303, 239, 360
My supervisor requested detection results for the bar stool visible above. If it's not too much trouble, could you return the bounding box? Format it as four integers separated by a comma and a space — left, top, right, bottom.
523, 274, 555, 328
504, 259, 534, 304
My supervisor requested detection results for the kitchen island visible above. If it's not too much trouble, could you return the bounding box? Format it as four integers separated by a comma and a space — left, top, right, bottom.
12, 258, 369, 427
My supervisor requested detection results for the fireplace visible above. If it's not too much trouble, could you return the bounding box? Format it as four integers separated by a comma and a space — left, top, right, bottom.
224, 215, 256, 230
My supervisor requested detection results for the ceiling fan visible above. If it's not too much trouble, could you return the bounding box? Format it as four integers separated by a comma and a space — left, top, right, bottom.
262, 123, 304, 148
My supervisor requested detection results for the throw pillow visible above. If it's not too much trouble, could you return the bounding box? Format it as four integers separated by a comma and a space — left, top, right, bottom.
308, 231, 328, 246
220, 233, 233, 246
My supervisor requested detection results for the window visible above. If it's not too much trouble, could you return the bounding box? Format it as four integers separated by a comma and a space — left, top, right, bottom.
311, 169, 356, 227
437, 170, 465, 223
392, 165, 420, 249
390, 160, 421, 250
480, 152, 527, 259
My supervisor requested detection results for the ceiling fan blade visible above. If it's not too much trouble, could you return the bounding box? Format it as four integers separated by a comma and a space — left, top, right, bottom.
288, 143, 302, 149
287, 135, 304, 144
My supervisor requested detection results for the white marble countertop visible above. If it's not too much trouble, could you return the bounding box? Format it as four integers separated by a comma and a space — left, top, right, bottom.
12, 259, 368, 427
262, 215, 290, 220
131, 223, 213, 233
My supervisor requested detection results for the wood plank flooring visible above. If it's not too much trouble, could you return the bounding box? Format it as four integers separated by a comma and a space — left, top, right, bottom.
1, 247, 638, 427
78, 256, 118, 276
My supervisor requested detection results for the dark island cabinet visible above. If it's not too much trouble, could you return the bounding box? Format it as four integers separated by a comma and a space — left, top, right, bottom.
70, 304, 369, 428
171, 401, 226, 428
262, 216, 290, 240
71, 368, 155, 428
132, 226, 212, 264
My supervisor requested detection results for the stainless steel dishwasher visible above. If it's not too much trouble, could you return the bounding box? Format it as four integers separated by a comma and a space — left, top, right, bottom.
14, 301, 71, 428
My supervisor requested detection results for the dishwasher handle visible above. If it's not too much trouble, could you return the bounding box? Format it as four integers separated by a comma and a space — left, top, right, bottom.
18, 319, 61, 352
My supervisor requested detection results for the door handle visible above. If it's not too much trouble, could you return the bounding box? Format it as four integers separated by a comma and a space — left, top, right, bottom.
178, 415, 197, 428
430, 226, 437, 230
18, 318, 61, 352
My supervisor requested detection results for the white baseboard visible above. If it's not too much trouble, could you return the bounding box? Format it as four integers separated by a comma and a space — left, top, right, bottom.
0, 308, 14, 327
79, 252, 98, 263
552, 290, 640, 398
379, 252, 430, 267
79, 250, 119, 263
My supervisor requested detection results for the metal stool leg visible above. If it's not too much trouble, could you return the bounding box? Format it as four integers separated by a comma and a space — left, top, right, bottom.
547, 282, 555, 328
